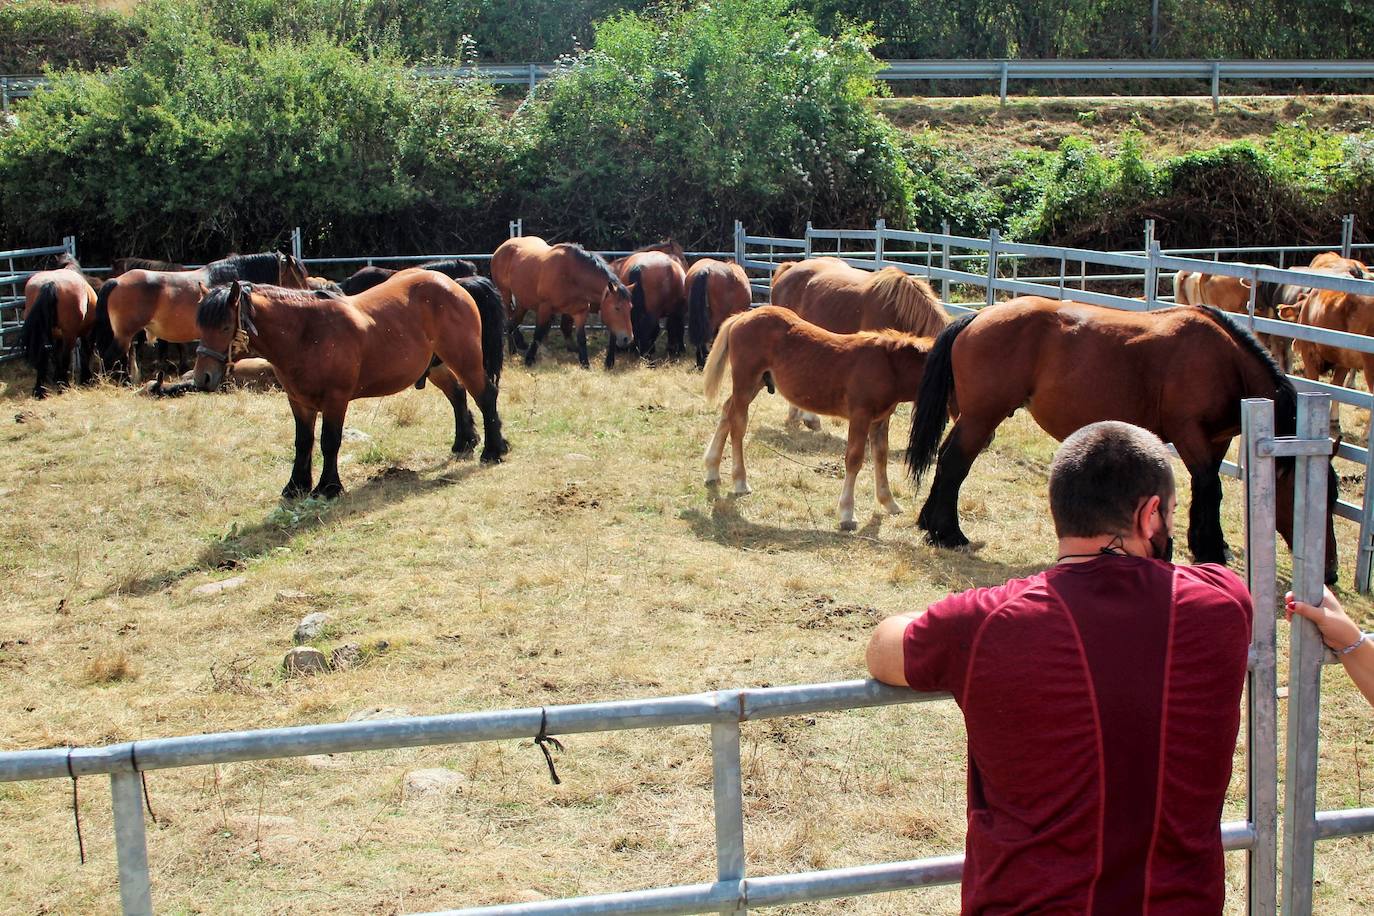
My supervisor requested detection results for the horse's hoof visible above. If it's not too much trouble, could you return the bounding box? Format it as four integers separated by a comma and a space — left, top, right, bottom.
923, 529, 970, 549
705, 475, 721, 488
310, 484, 344, 500
282, 482, 310, 500
479, 448, 504, 464
732, 482, 752, 496
839, 520, 858, 532
804, 418, 822, 432
883, 502, 904, 516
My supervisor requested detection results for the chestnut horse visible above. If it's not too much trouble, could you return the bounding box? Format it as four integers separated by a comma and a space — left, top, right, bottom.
618, 251, 687, 358
19, 253, 100, 397
772, 257, 949, 429
93, 251, 309, 381
1279, 279, 1374, 436
490, 237, 634, 369
686, 258, 751, 368
338, 259, 478, 296
906, 297, 1338, 583
192, 270, 507, 498
702, 306, 932, 530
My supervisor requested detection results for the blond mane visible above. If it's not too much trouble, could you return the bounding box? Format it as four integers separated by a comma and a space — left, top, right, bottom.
865, 267, 949, 336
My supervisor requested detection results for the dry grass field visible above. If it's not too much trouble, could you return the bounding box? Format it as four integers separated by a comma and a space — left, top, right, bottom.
0, 339, 1371, 915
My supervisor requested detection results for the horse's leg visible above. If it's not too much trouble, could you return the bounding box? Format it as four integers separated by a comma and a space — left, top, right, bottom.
560, 313, 575, 342
283, 399, 317, 499
916, 416, 998, 549
524, 315, 554, 368
155, 339, 169, 379
311, 402, 348, 499
871, 416, 902, 515
508, 304, 528, 355
573, 312, 590, 370
54, 342, 73, 391
435, 316, 508, 464
838, 414, 871, 531
429, 370, 478, 456
31, 338, 49, 398
727, 382, 763, 496
704, 399, 732, 487
604, 328, 618, 370
666, 312, 685, 359
1186, 460, 1228, 565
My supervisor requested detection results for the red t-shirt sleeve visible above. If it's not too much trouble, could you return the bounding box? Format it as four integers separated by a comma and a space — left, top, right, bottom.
903, 589, 991, 695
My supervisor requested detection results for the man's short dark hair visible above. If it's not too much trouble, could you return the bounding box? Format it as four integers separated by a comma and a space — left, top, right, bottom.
1048, 421, 1176, 538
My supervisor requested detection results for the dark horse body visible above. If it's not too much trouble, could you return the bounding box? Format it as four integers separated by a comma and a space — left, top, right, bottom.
193, 269, 507, 499
93, 251, 309, 380
338, 259, 479, 296
20, 254, 100, 396
619, 251, 687, 358
907, 297, 1338, 582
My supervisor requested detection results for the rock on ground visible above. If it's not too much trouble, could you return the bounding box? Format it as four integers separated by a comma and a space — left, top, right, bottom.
293, 612, 331, 644
282, 646, 328, 677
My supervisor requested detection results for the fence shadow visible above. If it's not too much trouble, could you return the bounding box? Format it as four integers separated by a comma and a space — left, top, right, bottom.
111, 460, 482, 596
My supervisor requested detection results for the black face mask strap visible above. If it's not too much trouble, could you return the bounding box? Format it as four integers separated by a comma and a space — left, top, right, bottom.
534, 708, 563, 786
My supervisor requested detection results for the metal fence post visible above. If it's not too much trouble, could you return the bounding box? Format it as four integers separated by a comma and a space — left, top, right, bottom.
63, 235, 77, 261
940, 221, 951, 303
1245, 266, 1260, 334
1359, 418, 1374, 592
985, 229, 1000, 308
874, 219, 885, 268
290, 227, 302, 261
1281, 392, 1332, 916
803, 222, 813, 260
1143, 224, 1157, 308
1342, 214, 1354, 259
528, 63, 537, 91
1211, 61, 1222, 112
1242, 399, 1279, 916
111, 771, 153, 916
712, 717, 747, 914
999, 60, 1009, 105
733, 220, 745, 266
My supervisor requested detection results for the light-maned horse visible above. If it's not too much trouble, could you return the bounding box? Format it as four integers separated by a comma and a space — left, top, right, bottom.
490, 237, 634, 369
338, 259, 478, 296
702, 306, 933, 530
771, 257, 949, 429
906, 297, 1338, 583
618, 251, 687, 359
93, 251, 310, 381
686, 258, 751, 369
192, 270, 507, 499
19, 253, 100, 397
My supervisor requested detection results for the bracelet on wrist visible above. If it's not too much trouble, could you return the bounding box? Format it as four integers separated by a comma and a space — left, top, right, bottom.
1337, 633, 1370, 656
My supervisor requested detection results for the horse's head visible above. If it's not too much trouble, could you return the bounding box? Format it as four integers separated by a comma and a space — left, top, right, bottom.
278, 251, 309, 289
193, 281, 256, 391
600, 279, 635, 349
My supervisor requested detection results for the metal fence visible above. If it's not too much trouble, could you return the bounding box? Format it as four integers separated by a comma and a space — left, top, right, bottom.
0, 237, 75, 364
6, 58, 1374, 110
733, 218, 1374, 592
0, 395, 1364, 915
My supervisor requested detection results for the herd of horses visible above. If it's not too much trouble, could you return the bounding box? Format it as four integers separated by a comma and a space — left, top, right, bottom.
16, 237, 1365, 582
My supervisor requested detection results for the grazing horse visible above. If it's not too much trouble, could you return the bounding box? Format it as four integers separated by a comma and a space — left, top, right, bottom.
687, 258, 752, 368
618, 251, 687, 359
192, 270, 507, 499
92, 251, 310, 381
338, 259, 478, 296
19, 254, 99, 397
490, 237, 634, 369
906, 297, 1338, 583
772, 257, 949, 429
702, 306, 932, 530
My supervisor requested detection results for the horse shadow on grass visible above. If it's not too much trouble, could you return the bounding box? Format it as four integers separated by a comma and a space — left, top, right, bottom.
752, 424, 846, 457
113, 460, 483, 597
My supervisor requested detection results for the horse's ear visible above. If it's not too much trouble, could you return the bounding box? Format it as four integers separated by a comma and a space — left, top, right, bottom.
1277, 303, 1299, 321
197, 281, 209, 298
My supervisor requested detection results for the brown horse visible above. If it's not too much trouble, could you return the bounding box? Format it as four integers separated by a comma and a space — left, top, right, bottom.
686, 258, 751, 368
1279, 282, 1374, 436
612, 239, 689, 272
702, 306, 932, 530
111, 257, 187, 276
906, 297, 1338, 583
618, 251, 687, 359
192, 269, 507, 498
19, 253, 100, 396
772, 257, 948, 429
490, 237, 634, 369
92, 251, 310, 381
338, 259, 478, 296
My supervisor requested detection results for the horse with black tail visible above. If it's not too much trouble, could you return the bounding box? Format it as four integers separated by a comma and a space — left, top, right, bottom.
906, 296, 1338, 583
20, 253, 100, 397
416, 275, 506, 391
686, 258, 751, 369
619, 251, 687, 359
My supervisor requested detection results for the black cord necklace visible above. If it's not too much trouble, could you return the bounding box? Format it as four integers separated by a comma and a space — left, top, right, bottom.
1057, 536, 1130, 563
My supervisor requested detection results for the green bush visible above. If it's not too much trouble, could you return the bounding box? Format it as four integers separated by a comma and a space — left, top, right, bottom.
512, 0, 913, 246
0, 1, 140, 73
0, 15, 514, 259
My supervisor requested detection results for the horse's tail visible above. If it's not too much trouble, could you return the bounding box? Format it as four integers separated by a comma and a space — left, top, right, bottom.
21, 282, 57, 368
687, 270, 710, 351
703, 312, 746, 403
461, 276, 505, 387
906, 311, 976, 484
91, 279, 118, 363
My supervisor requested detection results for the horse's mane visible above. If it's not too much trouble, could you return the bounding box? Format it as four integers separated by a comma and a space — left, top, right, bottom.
54, 252, 83, 271
196, 285, 238, 327
560, 243, 631, 297
632, 239, 686, 266
114, 256, 187, 274
1194, 304, 1298, 435
206, 252, 282, 285
853, 327, 933, 349
421, 258, 479, 278
866, 267, 950, 336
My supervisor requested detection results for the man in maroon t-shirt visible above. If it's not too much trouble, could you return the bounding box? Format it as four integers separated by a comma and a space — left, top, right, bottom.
867, 421, 1253, 914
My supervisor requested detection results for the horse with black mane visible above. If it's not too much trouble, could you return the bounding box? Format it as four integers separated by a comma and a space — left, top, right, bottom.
906, 297, 1339, 583
19, 253, 100, 397
618, 251, 687, 359
92, 251, 309, 381
192, 269, 507, 499
338, 259, 479, 296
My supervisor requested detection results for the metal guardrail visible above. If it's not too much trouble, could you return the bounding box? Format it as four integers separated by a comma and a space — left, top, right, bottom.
6, 58, 1374, 109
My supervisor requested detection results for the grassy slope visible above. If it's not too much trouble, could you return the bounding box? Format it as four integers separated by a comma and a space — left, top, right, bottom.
0, 337, 1370, 913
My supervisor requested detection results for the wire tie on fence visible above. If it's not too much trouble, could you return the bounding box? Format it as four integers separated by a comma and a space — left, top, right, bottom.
130, 743, 157, 825
65, 748, 85, 865
534, 707, 564, 786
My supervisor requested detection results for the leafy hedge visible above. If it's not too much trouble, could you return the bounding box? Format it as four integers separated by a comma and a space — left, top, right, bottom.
0, 1, 141, 73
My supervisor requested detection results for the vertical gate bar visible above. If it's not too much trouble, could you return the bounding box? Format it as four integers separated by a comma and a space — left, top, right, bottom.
1143, 223, 1156, 307
940, 221, 951, 303
1211, 61, 1221, 112
1058, 253, 1066, 298
111, 771, 153, 916
712, 720, 746, 914
733, 220, 745, 270
985, 229, 999, 309
1358, 417, 1374, 593
1342, 214, 1354, 260
999, 60, 1009, 105
1242, 399, 1279, 916
874, 219, 885, 268
1281, 393, 1331, 916
1246, 267, 1259, 335
803, 222, 813, 260
1079, 258, 1087, 291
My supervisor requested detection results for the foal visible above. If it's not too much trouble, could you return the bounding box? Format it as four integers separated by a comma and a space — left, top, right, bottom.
702, 306, 932, 530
